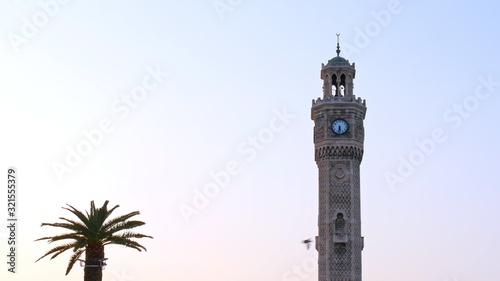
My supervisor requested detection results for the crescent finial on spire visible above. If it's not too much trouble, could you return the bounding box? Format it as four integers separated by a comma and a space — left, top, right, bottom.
336, 33, 341, 57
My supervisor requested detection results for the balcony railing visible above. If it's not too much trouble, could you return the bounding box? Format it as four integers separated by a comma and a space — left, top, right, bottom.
333, 233, 349, 243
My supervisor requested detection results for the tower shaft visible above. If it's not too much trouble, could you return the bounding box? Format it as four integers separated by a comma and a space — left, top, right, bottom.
312, 53, 366, 281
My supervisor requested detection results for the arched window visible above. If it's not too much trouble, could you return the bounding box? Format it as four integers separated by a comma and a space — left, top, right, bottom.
340, 74, 346, 96
335, 213, 345, 231
332, 74, 339, 96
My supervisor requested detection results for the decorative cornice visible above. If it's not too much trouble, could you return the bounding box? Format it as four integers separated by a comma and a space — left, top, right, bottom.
315, 145, 363, 162
312, 95, 366, 107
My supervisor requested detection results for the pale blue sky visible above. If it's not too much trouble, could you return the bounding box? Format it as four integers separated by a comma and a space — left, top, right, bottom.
1, 1, 499, 281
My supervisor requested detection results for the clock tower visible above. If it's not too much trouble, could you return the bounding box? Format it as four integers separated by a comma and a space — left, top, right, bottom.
311, 38, 367, 281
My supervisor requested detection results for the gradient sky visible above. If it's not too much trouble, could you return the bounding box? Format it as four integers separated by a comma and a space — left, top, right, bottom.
1, 1, 500, 281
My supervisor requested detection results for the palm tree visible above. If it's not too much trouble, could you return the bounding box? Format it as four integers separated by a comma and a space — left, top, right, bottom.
35, 200, 153, 281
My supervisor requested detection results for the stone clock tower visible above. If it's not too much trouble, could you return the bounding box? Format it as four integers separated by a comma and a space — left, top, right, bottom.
311, 39, 366, 281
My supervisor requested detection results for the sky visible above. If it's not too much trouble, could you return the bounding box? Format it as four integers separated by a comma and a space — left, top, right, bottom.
0, 0, 499, 281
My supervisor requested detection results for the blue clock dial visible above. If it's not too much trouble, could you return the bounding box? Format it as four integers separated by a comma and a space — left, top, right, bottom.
331, 119, 348, 135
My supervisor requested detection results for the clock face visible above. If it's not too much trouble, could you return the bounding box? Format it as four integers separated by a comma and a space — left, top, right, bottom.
331, 119, 348, 135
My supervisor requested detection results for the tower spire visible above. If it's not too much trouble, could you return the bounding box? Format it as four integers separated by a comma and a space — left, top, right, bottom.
336, 33, 341, 57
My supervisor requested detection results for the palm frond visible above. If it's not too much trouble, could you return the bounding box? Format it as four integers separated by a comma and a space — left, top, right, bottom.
57, 217, 92, 236
73, 236, 87, 250
35, 234, 68, 242
35, 242, 78, 262
97, 200, 110, 224
105, 203, 120, 218
101, 211, 139, 232
87, 200, 112, 237
65, 248, 85, 275
103, 236, 149, 252
112, 231, 153, 240
102, 220, 146, 237
63, 204, 90, 228
39, 222, 87, 233
36, 233, 83, 244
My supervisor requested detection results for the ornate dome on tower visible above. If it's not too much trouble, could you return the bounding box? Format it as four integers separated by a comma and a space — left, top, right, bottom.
326, 55, 349, 66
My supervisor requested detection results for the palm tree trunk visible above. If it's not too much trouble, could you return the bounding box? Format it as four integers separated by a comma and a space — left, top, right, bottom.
84, 244, 104, 281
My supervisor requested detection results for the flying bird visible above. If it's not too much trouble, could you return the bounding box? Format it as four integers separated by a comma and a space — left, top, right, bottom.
303, 238, 312, 250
